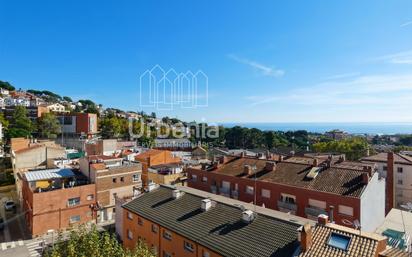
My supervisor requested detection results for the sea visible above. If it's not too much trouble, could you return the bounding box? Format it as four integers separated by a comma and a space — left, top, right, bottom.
218, 122, 412, 135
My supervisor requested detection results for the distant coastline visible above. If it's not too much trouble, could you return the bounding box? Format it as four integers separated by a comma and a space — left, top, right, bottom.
218, 122, 412, 135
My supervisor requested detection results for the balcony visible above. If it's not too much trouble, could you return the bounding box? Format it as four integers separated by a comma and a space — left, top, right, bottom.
305, 206, 327, 218
219, 187, 230, 197
277, 200, 297, 213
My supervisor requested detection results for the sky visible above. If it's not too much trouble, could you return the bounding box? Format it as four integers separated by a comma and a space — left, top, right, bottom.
1, 0, 412, 123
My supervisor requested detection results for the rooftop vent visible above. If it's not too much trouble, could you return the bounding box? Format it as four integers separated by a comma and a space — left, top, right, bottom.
201, 199, 212, 211
147, 182, 158, 192
172, 189, 183, 199
242, 209, 256, 223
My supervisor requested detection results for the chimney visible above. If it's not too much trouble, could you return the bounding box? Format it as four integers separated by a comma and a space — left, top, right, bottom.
339, 154, 346, 163
265, 161, 276, 171
317, 214, 329, 225
172, 189, 183, 199
363, 165, 373, 176
241, 210, 255, 223
299, 223, 313, 252
329, 206, 334, 223
278, 155, 284, 162
361, 172, 369, 184
312, 158, 319, 167
244, 165, 253, 176
240, 151, 245, 158
386, 152, 395, 215
201, 199, 212, 211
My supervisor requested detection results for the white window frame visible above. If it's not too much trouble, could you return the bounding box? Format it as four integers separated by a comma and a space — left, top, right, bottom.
163, 230, 172, 241
127, 212, 133, 220
67, 197, 80, 207
308, 199, 326, 209
87, 194, 94, 201
245, 185, 254, 195
127, 229, 133, 240
261, 189, 271, 198
184, 241, 194, 252
132, 174, 141, 182
69, 215, 81, 224
338, 205, 354, 216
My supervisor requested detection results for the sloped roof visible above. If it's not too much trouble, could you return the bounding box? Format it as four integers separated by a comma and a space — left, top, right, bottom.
299, 223, 385, 257
361, 153, 412, 165
123, 185, 306, 257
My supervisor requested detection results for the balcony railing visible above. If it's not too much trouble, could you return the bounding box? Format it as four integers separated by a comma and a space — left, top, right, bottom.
231, 190, 239, 199
305, 206, 327, 217
277, 200, 297, 211
219, 187, 230, 197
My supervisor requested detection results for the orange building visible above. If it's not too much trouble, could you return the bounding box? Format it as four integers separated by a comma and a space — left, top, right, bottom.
22, 168, 96, 236
122, 185, 398, 257
135, 150, 181, 188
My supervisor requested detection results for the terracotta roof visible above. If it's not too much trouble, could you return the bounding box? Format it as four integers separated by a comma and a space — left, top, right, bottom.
212, 157, 370, 198
259, 163, 367, 197
299, 223, 386, 257
362, 153, 412, 165
135, 149, 167, 159
378, 247, 409, 257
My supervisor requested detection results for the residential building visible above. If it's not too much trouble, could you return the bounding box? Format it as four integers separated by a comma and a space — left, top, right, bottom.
362, 152, 412, 210
191, 146, 207, 160
21, 168, 96, 236
148, 163, 186, 186
135, 149, 181, 188
154, 138, 193, 151
57, 112, 98, 136
121, 185, 396, 257
188, 155, 385, 232
84, 139, 136, 156
46, 102, 67, 113
79, 155, 142, 222
1, 105, 49, 121
325, 129, 348, 140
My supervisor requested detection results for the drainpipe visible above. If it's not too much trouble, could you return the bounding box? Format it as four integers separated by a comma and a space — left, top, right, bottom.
329, 206, 334, 223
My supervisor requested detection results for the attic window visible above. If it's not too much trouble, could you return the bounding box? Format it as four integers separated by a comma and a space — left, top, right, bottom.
327, 232, 351, 251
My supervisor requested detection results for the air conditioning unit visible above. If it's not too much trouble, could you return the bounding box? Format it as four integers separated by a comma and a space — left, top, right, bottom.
172, 189, 183, 199
201, 199, 212, 211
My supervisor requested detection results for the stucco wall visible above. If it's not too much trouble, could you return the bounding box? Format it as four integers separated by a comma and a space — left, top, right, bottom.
360, 172, 385, 232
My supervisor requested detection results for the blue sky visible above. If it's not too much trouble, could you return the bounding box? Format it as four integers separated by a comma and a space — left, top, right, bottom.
1, 0, 412, 123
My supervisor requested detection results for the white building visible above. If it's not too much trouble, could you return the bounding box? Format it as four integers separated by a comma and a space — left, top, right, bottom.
47, 103, 67, 113
362, 152, 412, 208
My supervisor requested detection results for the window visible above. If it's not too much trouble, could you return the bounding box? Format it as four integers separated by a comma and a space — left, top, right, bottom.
163, 251, 172, 257
87, 194, 94, 201
308, 199, 326, 209
327, 232, 351, 251
191, 174, 197, 181
383, 165, 388, 171
112, 178, 117, 183
261, 189, 271, 198
202, 251, 210, 257
398, 167, 403, 173
152, 224, 158, 233
202, 176, 208, 183
132, 174, 141, 182
338, 205, 353, 216
120, 177, 124, 182
127, 212, 133, 220
67, 197, 80, 207
127, 229, 133, 240
69, 215, 81, 224
245, 185, 254, 195
138, 217, 143, 226
184, 241, 194, 252
281, 194, 296, 204
163, 230, 172, 240
398, 179, 403, 185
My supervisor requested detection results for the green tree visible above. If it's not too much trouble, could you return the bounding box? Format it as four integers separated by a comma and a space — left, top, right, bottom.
312, 137, 371, 160
7, 106, 33, 138
45, 226, 155, 257
63, 96, 73, 102
0, 80, 15, 91
37, 113, 61, 139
